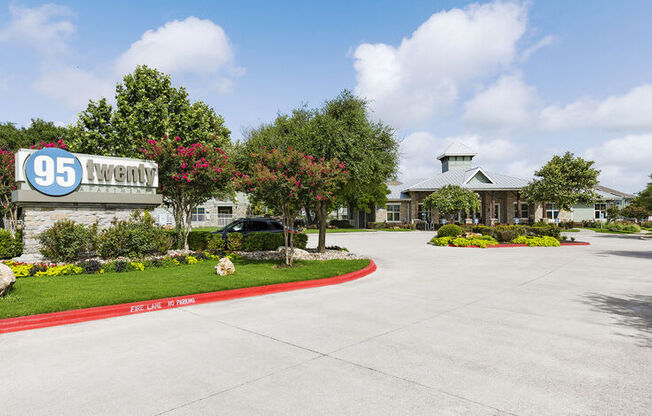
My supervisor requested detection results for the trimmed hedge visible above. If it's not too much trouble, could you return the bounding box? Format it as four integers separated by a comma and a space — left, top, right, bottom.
0, 230, 22, 259
329, 219, 354, 229
209, 232, 308, 253
472, 224, 560, 242
188, 231, 213, 251
437, 224, 462, 237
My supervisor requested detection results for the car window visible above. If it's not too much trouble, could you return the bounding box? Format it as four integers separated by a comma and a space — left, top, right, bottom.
229, 221, 243, 232
270, 221, 283, 230
245, 220, 269, 232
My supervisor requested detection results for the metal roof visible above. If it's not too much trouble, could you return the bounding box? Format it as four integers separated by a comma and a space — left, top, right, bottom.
436, 141, 478, 160
387, 182, 411, 200
404, 167, 528, 191
594, 185, 635, 200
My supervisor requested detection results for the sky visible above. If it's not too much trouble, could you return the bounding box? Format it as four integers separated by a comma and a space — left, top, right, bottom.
1, 0, 651, 193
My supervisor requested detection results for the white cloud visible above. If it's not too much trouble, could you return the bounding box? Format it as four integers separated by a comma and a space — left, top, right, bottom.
32, 67, 114, 110
463, 74, 539, 127
0, 4, 74, 56
584, 134, 652, 192
353, 1, 527, 128
115, 16, 239, 78
520, 35, 555, 62
398, 131, 519, 184
540, 84, 652, 131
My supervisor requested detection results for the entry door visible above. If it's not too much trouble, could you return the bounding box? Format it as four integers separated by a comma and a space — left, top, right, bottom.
493, 202, 501, 221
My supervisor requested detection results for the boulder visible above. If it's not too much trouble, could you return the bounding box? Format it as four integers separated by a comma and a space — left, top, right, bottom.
0, 262, 16, 297
215, 257, 235, 276
276, 247, 311, 260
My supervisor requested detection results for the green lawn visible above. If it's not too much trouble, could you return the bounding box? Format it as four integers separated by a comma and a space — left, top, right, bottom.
562, 229, 581, 232
0, 258, 369, 319
581, 227, 641, 234
192, 227, 222, 232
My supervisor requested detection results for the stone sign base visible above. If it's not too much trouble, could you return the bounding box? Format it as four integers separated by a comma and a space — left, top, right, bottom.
19, 206, 139, 259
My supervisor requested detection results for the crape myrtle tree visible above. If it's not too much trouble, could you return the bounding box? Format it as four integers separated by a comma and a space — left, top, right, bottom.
522, 152, 600, 216
235, 148, 347, 266
0, 140, 68, 232
621, 205, 650, 223
142, 136, 234, 249
70, 65, 231, 157
423, 185, 481, 222
238, 90, 399, 252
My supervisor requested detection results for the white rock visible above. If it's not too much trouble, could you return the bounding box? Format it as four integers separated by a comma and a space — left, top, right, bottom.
0, 262, 16, 296
215, 257, 235, 276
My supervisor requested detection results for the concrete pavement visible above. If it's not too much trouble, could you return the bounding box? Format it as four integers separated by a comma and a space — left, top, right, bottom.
1, 230, 651, 415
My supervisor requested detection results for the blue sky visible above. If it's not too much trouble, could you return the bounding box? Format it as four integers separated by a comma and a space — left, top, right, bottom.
1, 0, 652, 192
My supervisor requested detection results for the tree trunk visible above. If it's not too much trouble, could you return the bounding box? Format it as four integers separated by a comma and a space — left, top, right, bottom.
317, 202, 328, 253
183, 208, 193, 250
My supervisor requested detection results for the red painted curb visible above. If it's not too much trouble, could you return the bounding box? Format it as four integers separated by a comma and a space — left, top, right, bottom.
0, 260, 376, 334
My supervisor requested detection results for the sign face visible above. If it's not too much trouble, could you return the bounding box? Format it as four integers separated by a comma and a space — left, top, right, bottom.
514, 218, 520, 224
474, 218, 479, 225
600, 212, 605, 219
24, 148, 83, 196
555, 217, 560, 223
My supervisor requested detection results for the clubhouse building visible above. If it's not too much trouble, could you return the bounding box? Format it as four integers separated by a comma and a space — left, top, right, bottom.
374, 142, 635, 226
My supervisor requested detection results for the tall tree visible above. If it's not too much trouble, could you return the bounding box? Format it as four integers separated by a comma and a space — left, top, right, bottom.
522, 152, 600, 212
423, 185, 481, 222
239, 90, 399, 251
69, 65, 231, 157
0, 119, 71, 151
634, 174, 652, 211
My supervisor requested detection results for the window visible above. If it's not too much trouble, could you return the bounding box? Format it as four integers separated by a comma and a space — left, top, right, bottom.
595, 203, 607, 219
245, 220, 270, 232
545, 203, 558, 219
513, 202, 529, 218
191, 207, 207, 222
493, 203, 501, 220
217, 206, 233, 215
386, 204, 400, 222
417, 203, 431, 221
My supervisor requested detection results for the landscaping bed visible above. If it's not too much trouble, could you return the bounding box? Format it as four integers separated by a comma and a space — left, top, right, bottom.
0, 258, 370, 319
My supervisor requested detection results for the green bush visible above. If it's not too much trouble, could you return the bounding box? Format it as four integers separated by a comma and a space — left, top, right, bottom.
437, 224, 463, 237
493, 225, 525, 242
39, 220, 96, 262
243, 232, 283, 251
430, 235, 497, 248
641, 221, 652, 229
527, 224, 561, 240
227, 233, 243, 251
187, 231, 213, 251
512, 236, 560, 247
0, 230, 22, 259
207, 235, 227, 253
430, 236, 453, 246
605, 222, 640, 233
329, 219, 354, 229
97, 211, 170, 259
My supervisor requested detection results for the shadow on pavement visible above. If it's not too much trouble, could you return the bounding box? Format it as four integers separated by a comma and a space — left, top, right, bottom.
582, 293, 652, 347
594, 250, 652, 260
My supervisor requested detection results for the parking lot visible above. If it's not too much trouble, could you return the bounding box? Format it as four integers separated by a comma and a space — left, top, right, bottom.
1, 230, 651, 415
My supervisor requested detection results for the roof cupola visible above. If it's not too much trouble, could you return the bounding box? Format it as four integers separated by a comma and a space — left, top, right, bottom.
436, 141, 477, 173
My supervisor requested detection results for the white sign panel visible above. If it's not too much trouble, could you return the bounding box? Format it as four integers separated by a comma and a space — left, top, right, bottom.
16, 149, 158, 189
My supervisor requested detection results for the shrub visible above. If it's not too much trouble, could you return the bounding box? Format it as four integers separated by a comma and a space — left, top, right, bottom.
437, 224, 463, 237
97, 211, 170, 259
0, 230, 22, 259
605, 222, 640, 233
493, 225, 525, 242
429, 235, 497, 248
527, 224, 560, 240
512, 236, 560, 247
77, 259, 102, 274
581, 219, 598, 228
187, 231, 213, 251
39, 220, 96, 262
227, 233, 243, 251
430, 236, 453, 246
207, 235, 227, 253
329, 219, 354, 229
243, 232, 282, 251
558, 221, 574, 229
641, 221, 652, 229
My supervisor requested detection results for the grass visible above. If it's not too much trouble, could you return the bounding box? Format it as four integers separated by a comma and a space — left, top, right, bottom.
0, 258, 369, 319
562, 229, 581, 232
192, 227, 222, 232
581, 227, 640, 234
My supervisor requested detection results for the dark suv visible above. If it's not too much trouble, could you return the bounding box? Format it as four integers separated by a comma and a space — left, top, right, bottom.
217, 217, 284, 239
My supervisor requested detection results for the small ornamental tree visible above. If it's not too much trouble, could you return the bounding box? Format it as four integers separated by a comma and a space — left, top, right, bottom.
621, 205, 650, 223
522, 152, 600, 212
0, 149, 17, 232
634, 174, 652, 211
0, 140, 67, 232
423, 185, 481, 222
142, 136, 233, 249
235, 148, 314, 266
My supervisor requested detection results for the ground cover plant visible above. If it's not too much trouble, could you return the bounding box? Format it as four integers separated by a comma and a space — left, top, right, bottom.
430, 235, 498, 248
0, 258, 370, 319
512, 236, 561, 247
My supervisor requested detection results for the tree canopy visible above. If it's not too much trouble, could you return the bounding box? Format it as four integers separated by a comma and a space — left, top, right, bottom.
522, 152, 600, 211
0, 119, 71, 151
633, 174, 652, 211
69, 65, 231, 157
423, 185, 481, 220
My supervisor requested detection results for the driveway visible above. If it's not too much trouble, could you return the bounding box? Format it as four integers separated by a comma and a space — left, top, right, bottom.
1, 230, 651, 415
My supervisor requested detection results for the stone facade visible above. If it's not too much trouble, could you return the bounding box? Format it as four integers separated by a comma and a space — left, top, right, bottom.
21, 206, 136, 256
